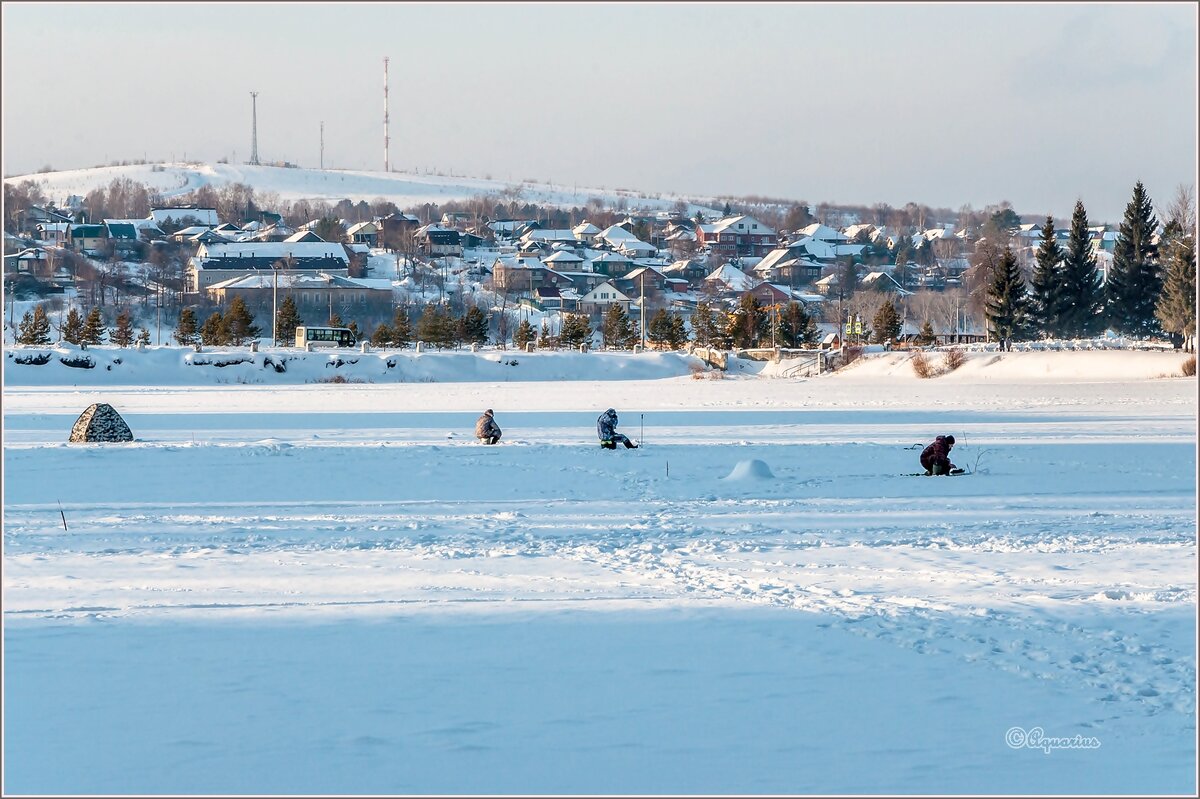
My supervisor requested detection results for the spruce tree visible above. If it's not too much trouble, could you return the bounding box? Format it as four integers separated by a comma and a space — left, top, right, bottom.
691, 301, 717, 346
916, 319, 937, 345
871, 299, 902, 344
137, 328, 152, 346
347, 321, 362, 342
1155, 216, 1197, 351
82, 307, 107, 345
728, 293, 767, 348
1059, 200, 1105, 338
985, 247, 1031, 348
776, 302, 818, 347
668, 314, 689, 349
602, 303, 637, 348
370, 322, 393, 346
647, 308, 673, 348
174, 307, 198, 346
839, 259, 859, 298
221, 296, 260, 345
539, 320, 551, 348
110, 308, 135, 347
60, 307, 85, 344
1106, 181, 1161, 336
558, 314, 592, 348
459, 306, 489, 345
16, 305, 52, 345
391, 306, 412, 347
328, 311, 344, 328
1028, 215, 1066, 338
199, 311, 225, 345
275, 295, 302, 345
513, 319, 535, 349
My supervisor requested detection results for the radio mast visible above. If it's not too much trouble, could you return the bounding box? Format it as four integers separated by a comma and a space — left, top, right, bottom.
249, 92, 260, 166
383, 57, 390, 172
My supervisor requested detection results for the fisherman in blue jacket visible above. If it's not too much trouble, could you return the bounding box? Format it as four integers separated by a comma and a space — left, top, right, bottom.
597, 408, 637, 450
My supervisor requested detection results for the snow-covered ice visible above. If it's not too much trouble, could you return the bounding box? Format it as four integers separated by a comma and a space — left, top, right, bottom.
2, 348, 1196, 794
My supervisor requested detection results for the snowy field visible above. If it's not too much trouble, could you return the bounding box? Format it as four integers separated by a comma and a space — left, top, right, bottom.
3, 349, 1197, 794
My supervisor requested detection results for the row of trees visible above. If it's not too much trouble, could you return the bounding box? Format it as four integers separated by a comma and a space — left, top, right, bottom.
14, 304, 151, 346
985, 183, 1197, 349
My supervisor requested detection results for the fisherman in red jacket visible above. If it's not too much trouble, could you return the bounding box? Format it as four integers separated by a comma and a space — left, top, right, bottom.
920, 434, 957, 475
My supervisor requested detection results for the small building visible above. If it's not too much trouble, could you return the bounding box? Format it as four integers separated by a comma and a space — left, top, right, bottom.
67, 223, 107, 254
149, 206, 220, 229
416, 225, 463, 257
345, 221, 380, 246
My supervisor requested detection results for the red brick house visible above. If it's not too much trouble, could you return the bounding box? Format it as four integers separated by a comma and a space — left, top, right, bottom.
695, 215, 777, 258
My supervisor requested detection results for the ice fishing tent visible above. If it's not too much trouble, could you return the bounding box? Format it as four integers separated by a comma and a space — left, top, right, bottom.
68, 403, 133, 443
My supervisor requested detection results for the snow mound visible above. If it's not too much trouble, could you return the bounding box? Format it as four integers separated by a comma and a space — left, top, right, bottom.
723, 459, 775, 481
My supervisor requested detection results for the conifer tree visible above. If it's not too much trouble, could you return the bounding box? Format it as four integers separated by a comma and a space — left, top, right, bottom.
347, 321, 361, 342
728, 293, 767, 348
1028, 215, 1066, 338
82, 307, 107, 345
199, 311, 225, 345
916, 319, 937, 345
1106, 181, 1161, 336
137, 328, 152, 346
110, 308, 135, 347
513, 318, 535, 349
839, 259, 859, 298
60, 307, 85, 344
871, 299, 902, 344
558, 313, 592, 348
691, 301, 717, 346
647, 308, 673, 348
1059, 200, 1106, 338
174, 307, 199, 346
328, 311, 344, 328
390, 306, 412, 347
417, 304, 455, 348
668, 313, 689, 349
1155, 199, 1197, 351
985, 247, 1031, 348
220, 296, 260, 345
370, 322, 393, 346
539, 320, 551, 348
458, 306, 489, 345
275, 295, 302, 345
15, 305, 52, 345
602, 303, 637, 348
775, 302, 819, 347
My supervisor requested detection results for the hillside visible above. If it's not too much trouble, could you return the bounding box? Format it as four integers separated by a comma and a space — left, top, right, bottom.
4, 162, 721, 215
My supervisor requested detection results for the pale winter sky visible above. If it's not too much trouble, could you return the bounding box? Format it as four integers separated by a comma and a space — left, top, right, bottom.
2, 2, 1196, 223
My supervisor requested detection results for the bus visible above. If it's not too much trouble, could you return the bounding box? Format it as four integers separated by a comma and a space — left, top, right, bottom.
295, 326, 356, 348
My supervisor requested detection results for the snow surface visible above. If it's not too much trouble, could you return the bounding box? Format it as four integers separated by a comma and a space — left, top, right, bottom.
2, 349, 1196, 793
4, 162, 722, 216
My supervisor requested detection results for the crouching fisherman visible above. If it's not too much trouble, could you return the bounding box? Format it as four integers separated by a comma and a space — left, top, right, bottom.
476, 409, 502, 445
920, 434, 960, 475
597, 408, 637, 449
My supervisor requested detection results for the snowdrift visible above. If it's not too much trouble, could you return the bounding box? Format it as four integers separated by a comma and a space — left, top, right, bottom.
817, 349, 1195, 382
3, 344, 705, 386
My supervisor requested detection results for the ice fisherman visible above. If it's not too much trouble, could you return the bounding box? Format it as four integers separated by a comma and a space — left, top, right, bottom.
597, 408, 637, 450
920, 434, 957, 475
475, 409, 502, 445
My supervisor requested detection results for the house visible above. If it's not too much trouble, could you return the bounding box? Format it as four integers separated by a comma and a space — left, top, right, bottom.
187, 241, 352, 293
743, 282, 822, 309
572, 221, 601, 241
860, 271, 913, 295
345, 221, 380, 246
103, 221, 141, 253
696, 215, 777, 258
521, 228, 579, 247
440, 212, 474, 228
4, 247, 49, 275
416, 225, 463, 257
752, 245, 824, 285
14, 206, 71, 236
577, 280, 634, 318
67, 223, 107, 254
704, 262, 760, 294
793, 223, 849, 245
149, 206, 220, 229
587, 251, 635, 277
34, 222, 70, 246
543, 250, 585, 271
621, 266, 670, 300
205, 272, 393, 334
661, 258, 709, 287
379, 212, 423, 250
490, 256, 575, 295
284, 230, 326, 243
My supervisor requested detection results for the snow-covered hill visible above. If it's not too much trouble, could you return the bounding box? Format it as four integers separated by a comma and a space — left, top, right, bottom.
4, 162, 721, 215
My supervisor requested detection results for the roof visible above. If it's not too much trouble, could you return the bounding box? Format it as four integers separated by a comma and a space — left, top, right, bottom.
797, 223, 848, 242
206, 272, 390, 292
284, 230, 325, 243
711, 215, 775, 236
70, 224, 105, 237
196, 241, 350, 263
543, 250, 584, 263
105, 222, 138, 240
704, 263, 759, 291
150, 207, 219, 227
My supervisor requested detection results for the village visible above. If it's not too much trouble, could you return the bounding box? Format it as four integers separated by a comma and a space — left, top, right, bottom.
5, 166, 1149, 359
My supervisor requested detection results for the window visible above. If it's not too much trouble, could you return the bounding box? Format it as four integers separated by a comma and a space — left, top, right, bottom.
738, 223, 744, 230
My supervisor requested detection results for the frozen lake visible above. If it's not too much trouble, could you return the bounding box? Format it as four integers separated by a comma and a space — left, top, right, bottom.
3, 352, 1196, 793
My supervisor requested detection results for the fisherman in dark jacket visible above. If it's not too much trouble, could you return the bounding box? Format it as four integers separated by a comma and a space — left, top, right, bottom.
475, 409, 502, 445
920, 434, 957, 475
597, 408, 637, 449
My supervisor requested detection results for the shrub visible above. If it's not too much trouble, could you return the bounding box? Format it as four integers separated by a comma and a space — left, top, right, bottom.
943, 349, 966, 373
911, 351, 934, 379
1183, 356, 1196, 377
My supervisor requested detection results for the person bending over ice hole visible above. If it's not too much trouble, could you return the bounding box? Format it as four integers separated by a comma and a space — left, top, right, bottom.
920, 434, 962, 475
475, 409, 502, 445
597, 408, 637, 449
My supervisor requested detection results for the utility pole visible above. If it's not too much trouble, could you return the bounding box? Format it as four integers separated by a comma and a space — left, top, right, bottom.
156, 282, 162, 345
272, 266, 279, 346
249, 92, 260, 166
383, 57, 390, 172
640, 271, 646, 349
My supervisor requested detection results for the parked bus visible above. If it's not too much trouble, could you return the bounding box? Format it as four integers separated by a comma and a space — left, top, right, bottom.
295, 326, 356, 348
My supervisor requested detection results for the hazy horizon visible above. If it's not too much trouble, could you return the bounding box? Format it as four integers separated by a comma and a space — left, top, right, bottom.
2, 2, 1196, 223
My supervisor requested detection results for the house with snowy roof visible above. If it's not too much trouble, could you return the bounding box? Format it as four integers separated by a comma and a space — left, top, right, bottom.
861, 271, 913, 295
703, 262, 761, 294
661, 258, 709, 287
794, 223, 849, 244
695, 215, 776, 258
577, 280, 634, 318
572, 221, 601, 240
149, 206, 220, 230
345, 221, 379, 246
188, 241, 351, 293
205, 272, 393, 334
543, 250, 585, 270
415, 225, 463, 257
753, 244, 824, 285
